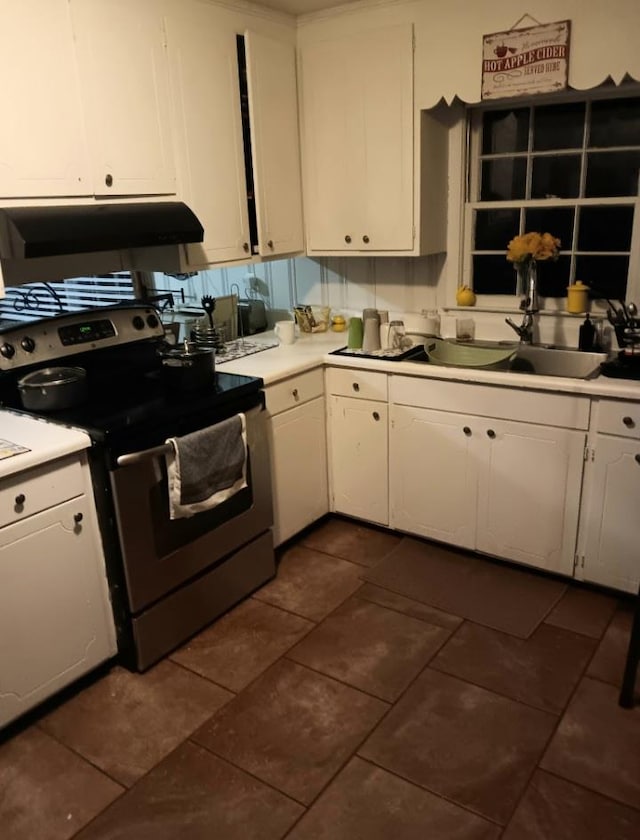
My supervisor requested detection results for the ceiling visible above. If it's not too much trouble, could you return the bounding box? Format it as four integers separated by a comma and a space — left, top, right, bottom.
251, 0, 350, 16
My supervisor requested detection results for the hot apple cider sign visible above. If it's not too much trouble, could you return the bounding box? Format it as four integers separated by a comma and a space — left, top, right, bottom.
482, 20, 570, 100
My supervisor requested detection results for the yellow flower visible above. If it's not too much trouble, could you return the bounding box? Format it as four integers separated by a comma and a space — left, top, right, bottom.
506, 232, 560, 263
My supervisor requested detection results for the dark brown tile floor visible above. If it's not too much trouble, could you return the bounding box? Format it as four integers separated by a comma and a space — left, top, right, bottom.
2, 515, 639, 839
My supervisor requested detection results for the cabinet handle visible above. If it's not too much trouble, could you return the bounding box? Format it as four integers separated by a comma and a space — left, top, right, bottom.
267, 239, 274, 249
463, 426, 472, 436
105, 173, 113, 187
487, 429, 496, 439
14, 493, 25, 506
74, 512, 83, 524
292, 388, 299, 401
352, 382, 360, 392
373, 411, 380, 421
242, 242, 250, 253
362, 235, 370, 244
344, 235, 352, 244
623, 416, 635, 428
635, 454, 640, 465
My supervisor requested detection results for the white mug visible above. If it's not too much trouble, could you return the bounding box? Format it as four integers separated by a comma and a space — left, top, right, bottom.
274, 320, 295, 345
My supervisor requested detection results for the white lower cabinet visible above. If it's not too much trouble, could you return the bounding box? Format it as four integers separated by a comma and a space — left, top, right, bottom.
578, 399, 640, 593
388, 376, 589, 575
266, 370, 328, 546
0, 456, 116, 728
326, 369, 389, 526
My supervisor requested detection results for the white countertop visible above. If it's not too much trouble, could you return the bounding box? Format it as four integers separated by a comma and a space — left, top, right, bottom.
0, 410, 91, 480
218, 329, 640, 401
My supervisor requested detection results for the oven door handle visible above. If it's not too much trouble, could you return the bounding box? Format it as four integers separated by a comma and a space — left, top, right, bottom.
116, 442, 174, 468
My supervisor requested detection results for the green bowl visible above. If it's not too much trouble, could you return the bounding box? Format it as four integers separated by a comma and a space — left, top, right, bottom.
425, 338, 518, 368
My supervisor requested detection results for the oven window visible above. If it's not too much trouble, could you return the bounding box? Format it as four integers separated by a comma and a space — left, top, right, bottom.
0, 272, 136, 330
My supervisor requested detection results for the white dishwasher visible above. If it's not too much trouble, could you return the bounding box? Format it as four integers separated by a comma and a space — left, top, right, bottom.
0, 411, 116, 729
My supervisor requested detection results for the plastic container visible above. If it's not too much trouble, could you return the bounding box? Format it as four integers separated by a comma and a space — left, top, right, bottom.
566, 281, 590, 314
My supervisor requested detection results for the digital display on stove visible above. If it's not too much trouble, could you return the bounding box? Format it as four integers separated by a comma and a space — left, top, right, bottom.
59, 318, 116, 346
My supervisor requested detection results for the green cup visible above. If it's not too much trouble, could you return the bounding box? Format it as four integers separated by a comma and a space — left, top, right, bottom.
347, 316, 363, 349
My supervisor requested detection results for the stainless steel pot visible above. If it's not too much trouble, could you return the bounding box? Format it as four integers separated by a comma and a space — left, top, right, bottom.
159, 341, 215, 391
17, 366, 88, 411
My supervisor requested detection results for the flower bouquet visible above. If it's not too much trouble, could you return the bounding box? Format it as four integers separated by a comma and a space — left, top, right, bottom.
506, 232, 560, 296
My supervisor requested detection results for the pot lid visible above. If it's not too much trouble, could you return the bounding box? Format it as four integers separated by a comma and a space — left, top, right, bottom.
18, 366, 86, 388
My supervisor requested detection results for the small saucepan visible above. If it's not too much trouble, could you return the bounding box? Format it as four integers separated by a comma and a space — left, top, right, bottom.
158, 341, 215, 391
18, 366, 88, 411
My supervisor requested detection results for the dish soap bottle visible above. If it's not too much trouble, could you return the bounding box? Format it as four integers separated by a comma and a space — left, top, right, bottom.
578, 314, 595, 351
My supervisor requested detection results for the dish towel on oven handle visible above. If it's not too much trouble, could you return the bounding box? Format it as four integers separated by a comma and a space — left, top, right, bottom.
165, 413, 248, 519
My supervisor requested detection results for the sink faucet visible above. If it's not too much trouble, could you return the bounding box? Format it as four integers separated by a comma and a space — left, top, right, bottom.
506, 264, 539, 344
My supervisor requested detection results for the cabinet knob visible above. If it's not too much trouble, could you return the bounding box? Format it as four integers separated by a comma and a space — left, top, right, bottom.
362, 235, 370, 244
344, 234, 352, 244
352, 382, 360, 392
373, 411, 380, 421
292, 388, 299, 401
487, 429, 496, 439
243, 242, 250, 253
74, 512, 83, 524
463, 426, 472, 436
14, 493, 25, 506
635, 454, 640, 465
267, 239, 274, 249
623, 416, 635, 428
105, 173, 113, 187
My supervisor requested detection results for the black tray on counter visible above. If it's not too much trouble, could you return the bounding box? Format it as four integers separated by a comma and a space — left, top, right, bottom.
329, 345, 427, 362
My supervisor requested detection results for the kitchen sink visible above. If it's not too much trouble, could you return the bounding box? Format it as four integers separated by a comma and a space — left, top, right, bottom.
503, 345, 609, 379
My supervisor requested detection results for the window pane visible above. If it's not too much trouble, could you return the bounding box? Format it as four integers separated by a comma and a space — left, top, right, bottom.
585, 151, 640, 197
481, 158, 527, 200
473, 255, 517, 294
590, 97, 640, 147
533, 102, 585, 150
524, 207, 574, 253
578, 206, 634, 251
482, 108, 529, 155
475, 208, 520, 250
574, 255, 629, 301
531, 154, 580, 198
535, 256, 571, 298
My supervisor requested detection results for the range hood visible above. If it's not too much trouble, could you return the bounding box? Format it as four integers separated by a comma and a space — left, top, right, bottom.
0, 201, 204, 260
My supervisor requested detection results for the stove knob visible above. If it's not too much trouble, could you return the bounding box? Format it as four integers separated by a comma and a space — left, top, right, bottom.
147, 313, 159, 328
20, 336, 35, 353
0, 342, 15, 359
132, 316, 145, 330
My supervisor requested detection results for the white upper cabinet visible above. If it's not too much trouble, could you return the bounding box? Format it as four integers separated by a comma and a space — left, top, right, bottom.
0, 1, 91, 198
70, 0, 176, 197
300, 24, 414, 253
165, 3, 250, 264
245, 31, 304, 258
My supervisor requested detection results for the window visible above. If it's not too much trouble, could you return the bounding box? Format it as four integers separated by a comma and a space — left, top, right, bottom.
466, 94, 640, 306
0, 273, 136, 330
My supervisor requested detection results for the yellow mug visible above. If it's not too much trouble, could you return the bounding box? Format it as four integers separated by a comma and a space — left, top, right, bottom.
566, 281, 589, 314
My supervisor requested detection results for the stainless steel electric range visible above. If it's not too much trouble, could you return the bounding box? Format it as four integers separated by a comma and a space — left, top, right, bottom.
0, 304, 275, 671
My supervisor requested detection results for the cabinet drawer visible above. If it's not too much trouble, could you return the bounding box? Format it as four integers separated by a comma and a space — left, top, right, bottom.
0, 455, 85, 528
326, 367, 388, 401
265, 368, 324, 416
595, 400, 640, 438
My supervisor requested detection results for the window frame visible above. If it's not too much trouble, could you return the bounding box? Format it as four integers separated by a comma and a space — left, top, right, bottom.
462, 87, 640, 311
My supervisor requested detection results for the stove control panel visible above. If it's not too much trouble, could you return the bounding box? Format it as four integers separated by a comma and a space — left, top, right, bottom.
0, 305, 165, 371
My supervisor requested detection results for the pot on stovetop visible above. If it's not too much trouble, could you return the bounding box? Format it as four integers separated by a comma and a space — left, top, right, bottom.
17, 366, 88, 411
158, 340, 215, 391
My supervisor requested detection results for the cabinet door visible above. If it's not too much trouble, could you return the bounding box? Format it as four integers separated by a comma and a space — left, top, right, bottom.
301, 24, 414, 252
165, 3, 251, 265
71, 0, 175, 196
270, 396, 328, 546
0, 0, 90, 198
389, 405, 477, 549
329, 395, 388, 525
245, 31, 304, 258
476, 419, 585, 575
581, 435, 640, 593
0, 497, 116, 728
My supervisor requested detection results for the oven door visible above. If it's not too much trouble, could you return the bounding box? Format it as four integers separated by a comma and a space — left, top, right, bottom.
109, 404, 272, 615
